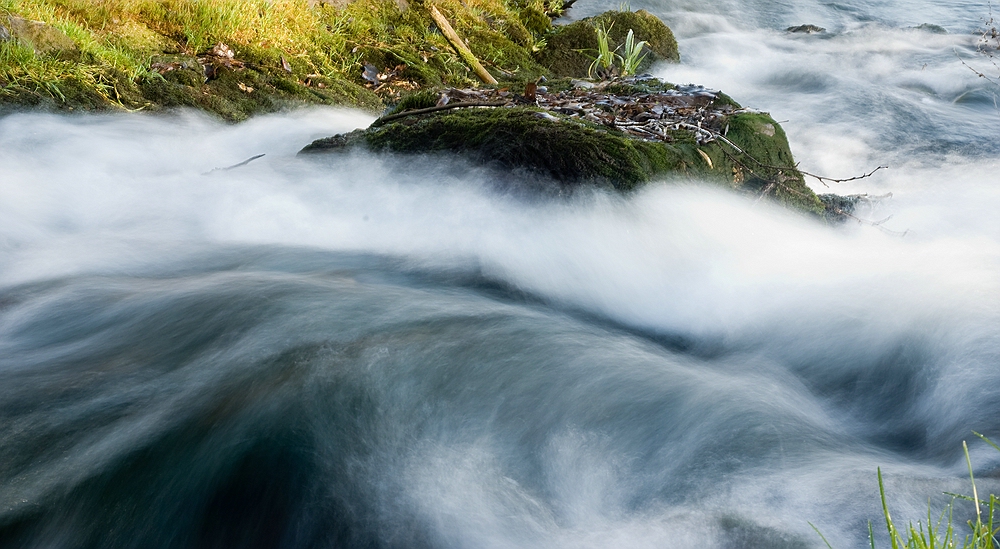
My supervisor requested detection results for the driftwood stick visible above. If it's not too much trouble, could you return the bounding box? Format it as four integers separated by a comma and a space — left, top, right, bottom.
201, 153, 265, 175
372, 100, 507, 126
429, 6, 498, 85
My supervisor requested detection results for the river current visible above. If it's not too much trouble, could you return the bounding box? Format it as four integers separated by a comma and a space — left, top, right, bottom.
1, 0, 999, 547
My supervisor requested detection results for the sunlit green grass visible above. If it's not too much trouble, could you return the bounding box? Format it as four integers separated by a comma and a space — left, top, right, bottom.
0, 0, 553, 112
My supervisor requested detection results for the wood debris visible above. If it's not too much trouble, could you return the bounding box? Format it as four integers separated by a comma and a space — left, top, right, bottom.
386, 78, 755, 148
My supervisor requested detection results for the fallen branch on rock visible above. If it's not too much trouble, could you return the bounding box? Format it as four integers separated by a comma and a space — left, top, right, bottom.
372, 101, 508, 126
800, 165, 888, 187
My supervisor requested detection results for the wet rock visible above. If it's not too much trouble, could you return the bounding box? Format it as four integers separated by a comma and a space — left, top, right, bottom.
150, 55, 205, 86
3, 15, 79, 59
301, 78, 825, 215
536, 10, 679, 78
818, 192, 893, 223
786, 24, 826, 34
0, 22, 11, 42
913, 23, 947, 34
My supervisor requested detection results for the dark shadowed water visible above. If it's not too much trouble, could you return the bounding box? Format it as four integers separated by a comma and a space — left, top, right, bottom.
1, 0, 999, 547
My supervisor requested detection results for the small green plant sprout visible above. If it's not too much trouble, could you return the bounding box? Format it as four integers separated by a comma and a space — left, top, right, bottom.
619, 28, 647, 76
945, 435, 1000, 549
877, 466, 960, 549
589, 22, 620, 78
812, 433, 1000, 549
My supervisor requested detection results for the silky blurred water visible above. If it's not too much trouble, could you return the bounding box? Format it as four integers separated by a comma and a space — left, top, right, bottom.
1, 1, 999, 548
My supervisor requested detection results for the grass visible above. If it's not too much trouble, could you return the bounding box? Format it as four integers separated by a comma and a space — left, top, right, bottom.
619, 27, 645, 76
588, 21, 617, 78
585, 22, 647, 79
814, 433, 1000, 549
0, 0, 553, 115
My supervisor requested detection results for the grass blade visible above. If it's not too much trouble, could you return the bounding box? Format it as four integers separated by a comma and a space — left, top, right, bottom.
809, 522, 835, 549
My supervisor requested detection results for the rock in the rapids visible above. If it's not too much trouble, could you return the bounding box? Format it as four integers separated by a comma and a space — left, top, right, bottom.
535, 10, 680, 78
913, 23, 947, 34
2, 15, 79, 59
300, 80, 825, 215
786, 24, 826, 34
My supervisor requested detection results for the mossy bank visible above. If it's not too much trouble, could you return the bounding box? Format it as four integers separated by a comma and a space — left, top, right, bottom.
0, 0, 552, 119
0, 0, 690, 119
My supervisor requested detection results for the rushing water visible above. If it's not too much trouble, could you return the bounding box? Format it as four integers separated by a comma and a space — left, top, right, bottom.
2, 0, 1000, 548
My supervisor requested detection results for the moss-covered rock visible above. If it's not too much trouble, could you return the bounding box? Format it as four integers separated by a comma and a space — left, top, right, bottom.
2, 15, 79, 60
304, 107, 693, 190
299, 92, 825, 216
717, 111, 822, 213
536, 10, 679, 78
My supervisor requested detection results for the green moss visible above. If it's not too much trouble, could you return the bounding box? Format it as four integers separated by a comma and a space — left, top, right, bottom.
465, 25, 548, 80
592, 10, 678, 63
715, 112, 825, 215
301, 100, 825, 216
536, 9, 679, 78
601, 77, 676, 95
362, 108, 689, 190
518, 6, 551, 36
388, 89, 440, 114
304, 107, 722, 191
135, 58, 381, 121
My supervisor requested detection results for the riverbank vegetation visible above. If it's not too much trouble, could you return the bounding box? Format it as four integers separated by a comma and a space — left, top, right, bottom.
0, 0, 563, 118
0, 0, 685, 119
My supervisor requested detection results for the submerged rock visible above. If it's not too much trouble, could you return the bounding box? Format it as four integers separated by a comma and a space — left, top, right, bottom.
913, 23, 947, 34
818, 192, 895, 224
786, 24, 826, 34
301, 78, 826, 215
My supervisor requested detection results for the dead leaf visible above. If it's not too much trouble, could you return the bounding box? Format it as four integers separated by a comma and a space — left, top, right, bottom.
524, 81, 536, 101
696, 148, 713, 169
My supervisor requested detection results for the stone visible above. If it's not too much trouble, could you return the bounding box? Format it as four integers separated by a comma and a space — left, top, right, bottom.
299, 81, 826, 216
3, 16, 79, 58
786, 24, 826, 34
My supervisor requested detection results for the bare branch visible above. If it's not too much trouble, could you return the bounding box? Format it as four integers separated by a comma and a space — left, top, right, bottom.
800, 165, 888, 186
372, 101, 508, 126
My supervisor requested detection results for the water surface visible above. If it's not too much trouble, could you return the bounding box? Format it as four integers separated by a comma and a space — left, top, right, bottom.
1, 0, 999, 547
